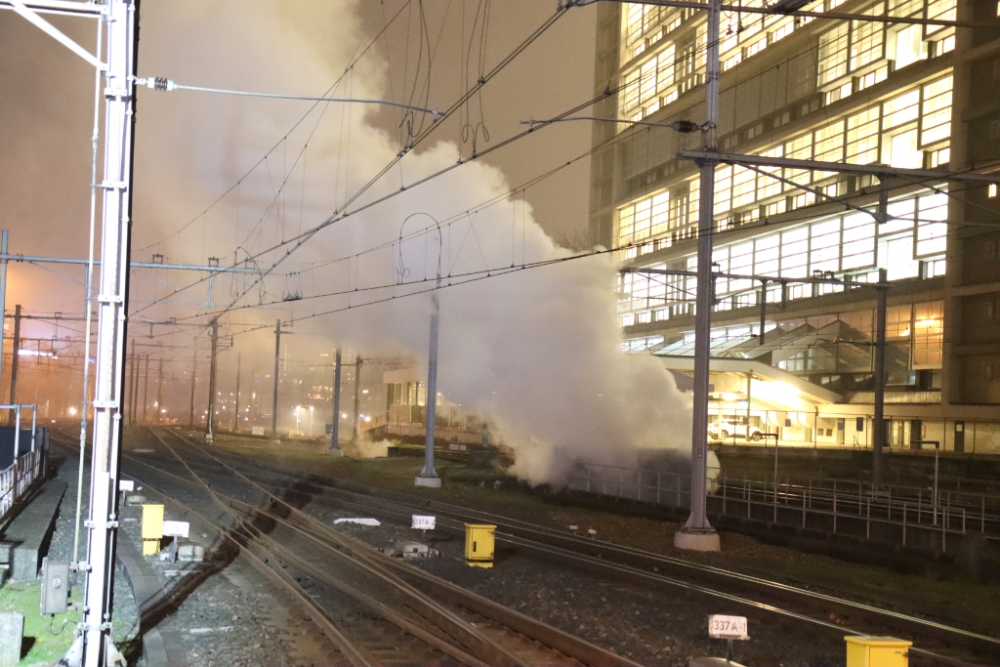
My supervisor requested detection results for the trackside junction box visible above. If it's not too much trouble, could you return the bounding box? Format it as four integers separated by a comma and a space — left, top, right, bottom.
141, 504, 164, 556
845, 636, 911, 667
464, 524, 496, 568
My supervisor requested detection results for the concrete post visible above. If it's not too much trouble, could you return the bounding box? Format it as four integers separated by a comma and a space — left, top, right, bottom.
416, 294, 441, 488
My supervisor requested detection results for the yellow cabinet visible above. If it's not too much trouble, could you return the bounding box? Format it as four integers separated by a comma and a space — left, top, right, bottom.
464, 524, 496, 565
845, 636, 911, 667
141, 504, 164, 556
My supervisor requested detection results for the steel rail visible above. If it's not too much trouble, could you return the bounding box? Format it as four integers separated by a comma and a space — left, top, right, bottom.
144, 429, 535, 667
52, 427, 994, 666
49, 432, 383, 667
151, 428, 641, 667
173, 440, 1000, 664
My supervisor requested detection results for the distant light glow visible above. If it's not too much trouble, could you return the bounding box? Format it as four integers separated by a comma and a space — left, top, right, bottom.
18, 349, 56, 358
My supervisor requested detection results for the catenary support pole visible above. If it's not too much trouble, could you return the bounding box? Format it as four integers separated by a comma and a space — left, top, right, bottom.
352, 355, 362, 443
206, 318, 218, 441
271, 319, 281, 440
0, 231, 7, 391
232, 350, 241, 432
156, 344, 163, 423
758, 279, 767, 346
141, 353, 149, 423
81, 2, 138, 664
330, 347, 341, 451
873, 268, 888, 487
416, 293, 442, 487
128, 339, 137, 425
10, 304, 21, 408
188, 341, 197, 428
675, 0, 720, 551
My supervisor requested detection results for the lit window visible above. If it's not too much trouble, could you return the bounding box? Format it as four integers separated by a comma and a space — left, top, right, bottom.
732, 166, 756, 209
888, 23, 927, 69
883, 89, 920, 130
989, 184, 998, 198
886, 129, 922, 168
757, 146, 784, 200
814, 120, 846, 178
880, 234, 920, 280
926, 0, 957, 34
920, 75, 953, 147
916, 193, 948, 257
842, 212, 876, 270
715, 165, 733, 214
850, 10, 884, 72
818, 23, 850, 85
847, 108, 879, 164
913, 301, 944, 368
784, 133, 814, 188
754, 235, 780, 276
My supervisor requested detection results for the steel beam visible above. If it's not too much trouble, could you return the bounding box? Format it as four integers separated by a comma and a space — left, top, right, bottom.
677, 150, 1000, 184
621, 266, 885, 288
0, 0, 105, 17
568, 0, 991, 31
0, 252, 262, 274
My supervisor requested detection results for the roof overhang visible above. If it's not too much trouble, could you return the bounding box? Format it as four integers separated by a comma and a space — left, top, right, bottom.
656, 355, 843, 406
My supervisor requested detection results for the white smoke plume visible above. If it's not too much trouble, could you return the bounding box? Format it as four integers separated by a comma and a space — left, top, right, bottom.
130, 0, 692, 484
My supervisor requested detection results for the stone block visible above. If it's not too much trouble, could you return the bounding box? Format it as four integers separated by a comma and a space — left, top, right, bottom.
177, 542, 205, 562
0, 612, 24, 667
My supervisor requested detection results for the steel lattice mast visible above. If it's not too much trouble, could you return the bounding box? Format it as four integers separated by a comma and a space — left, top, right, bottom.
81, 1, 137, 664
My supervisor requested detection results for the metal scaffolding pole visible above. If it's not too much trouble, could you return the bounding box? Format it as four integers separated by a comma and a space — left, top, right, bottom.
674, 0, 721, 552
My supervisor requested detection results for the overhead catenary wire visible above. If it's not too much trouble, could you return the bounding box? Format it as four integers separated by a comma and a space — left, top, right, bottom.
126, 1, 1000, 341
135, 0, 413, 254
133, 77, 442, 118
130, 6, 571, 323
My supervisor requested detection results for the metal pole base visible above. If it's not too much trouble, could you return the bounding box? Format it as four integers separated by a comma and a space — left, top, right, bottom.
673, 528, 721, 552
414, 475, 442, 489
327, 447, 344, 457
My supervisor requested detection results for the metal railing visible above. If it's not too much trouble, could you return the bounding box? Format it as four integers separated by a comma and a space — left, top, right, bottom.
716, 471, 1000, 527
566, 461, 998, 553
0, 406, 46, 525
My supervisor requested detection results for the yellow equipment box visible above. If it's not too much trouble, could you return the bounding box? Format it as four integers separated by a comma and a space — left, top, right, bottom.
845, 636, 911, 667
464, 524, 496, 563
141, 504, 164, 539
141, 504, 164, 555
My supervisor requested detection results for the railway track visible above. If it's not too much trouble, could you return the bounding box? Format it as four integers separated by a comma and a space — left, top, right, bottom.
110, 426, 1000, 667
51, 427, 643, 667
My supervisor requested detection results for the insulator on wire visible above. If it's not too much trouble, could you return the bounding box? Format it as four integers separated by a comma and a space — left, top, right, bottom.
669, 120, 701, 134
141, 77, 177, 92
